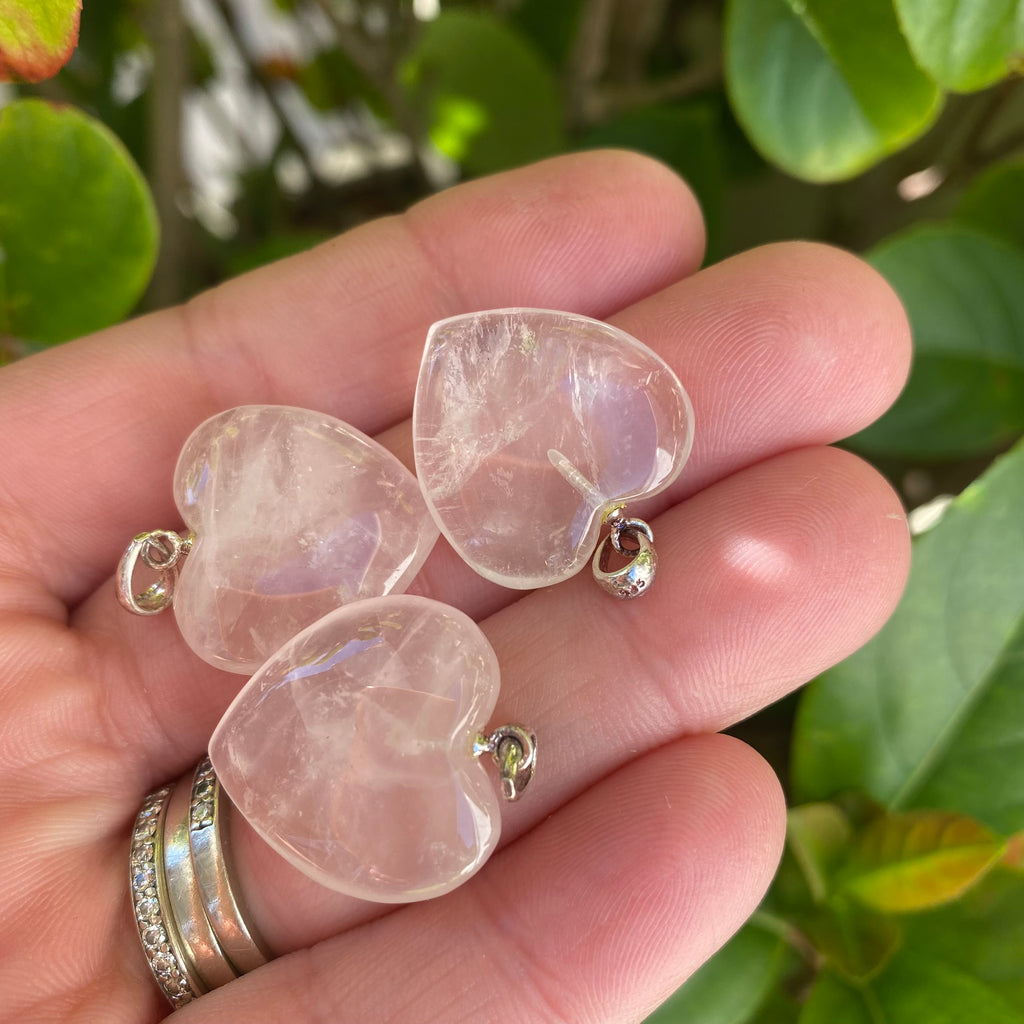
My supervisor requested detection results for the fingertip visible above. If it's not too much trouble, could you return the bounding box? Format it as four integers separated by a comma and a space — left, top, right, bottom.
570, 148, 708, 278
404, 149, 707, 316
754, 241, 913, 430
647, 733, 787, 910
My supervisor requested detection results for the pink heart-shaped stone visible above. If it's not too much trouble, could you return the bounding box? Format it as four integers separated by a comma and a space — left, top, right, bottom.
413, 309, 694, 588
172, 405, 438, 673
209, 595, 502, 902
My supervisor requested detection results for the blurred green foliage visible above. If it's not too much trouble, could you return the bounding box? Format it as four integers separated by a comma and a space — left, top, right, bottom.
2, 0, 1024, 1019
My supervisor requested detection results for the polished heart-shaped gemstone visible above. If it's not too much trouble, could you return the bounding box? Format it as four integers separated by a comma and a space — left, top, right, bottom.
209, 595, 502, 903
173, 406, 438, 673
413, 309, 695, 589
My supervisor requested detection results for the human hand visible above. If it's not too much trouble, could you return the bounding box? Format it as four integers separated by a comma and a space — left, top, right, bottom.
0, 151, 911, 1023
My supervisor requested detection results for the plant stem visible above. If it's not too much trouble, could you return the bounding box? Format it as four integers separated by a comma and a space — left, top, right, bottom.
147, 0, 189, 309
750, 909, 821, 967
590, 59, 722, 122
564, 0, 616, 129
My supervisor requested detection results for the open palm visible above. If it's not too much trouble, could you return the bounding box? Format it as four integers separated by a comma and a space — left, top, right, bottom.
1, 152, 911, 1024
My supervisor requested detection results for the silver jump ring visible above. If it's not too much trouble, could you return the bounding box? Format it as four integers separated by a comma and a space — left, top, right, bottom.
116, 530, 192, 615
592, 517, 658, 599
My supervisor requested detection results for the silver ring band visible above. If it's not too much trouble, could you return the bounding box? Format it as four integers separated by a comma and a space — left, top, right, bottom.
189, 757, 270, 972
129, 787, 204, 1008
163, 775, 239, 990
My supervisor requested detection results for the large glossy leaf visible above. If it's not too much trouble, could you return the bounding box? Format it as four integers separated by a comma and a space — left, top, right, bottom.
849, 225, 1024, 459
840, 811, 1005, 912
401, 11, 565, 176
645, 921, 795, 1024
793, 439, 1024, 836
956, 156, 1024, 251
894, 0, 1024, 93
0, 0, 80, 81
0, 99, 158, 344
724, 0, 941, 182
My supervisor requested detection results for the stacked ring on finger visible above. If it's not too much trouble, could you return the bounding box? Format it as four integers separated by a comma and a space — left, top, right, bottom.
129, 757, 269, 1008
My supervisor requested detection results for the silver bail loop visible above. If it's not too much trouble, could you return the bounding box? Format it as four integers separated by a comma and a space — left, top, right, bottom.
116, 530, 193, 615
592, 509, 657, 599
474, 724, 538, 802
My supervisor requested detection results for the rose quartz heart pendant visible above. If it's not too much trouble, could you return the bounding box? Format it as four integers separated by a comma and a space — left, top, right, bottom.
413, 309, 695, 595
209, 595, 531, 903
117, 406, 438, 673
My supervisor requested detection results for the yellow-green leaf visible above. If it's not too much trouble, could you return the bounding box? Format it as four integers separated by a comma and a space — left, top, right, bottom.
0, 0, 81, 82
842, 812, 1005, 913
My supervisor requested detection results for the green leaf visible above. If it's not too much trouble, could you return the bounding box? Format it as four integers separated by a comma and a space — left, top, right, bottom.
511, 0, 586, 68
724, 0, 942, 182
894, 0, 1024, 93
0, 243, 8, 336
841, 811, 1005, 912
645, 921, 795, 1024
0, 0, 80, 82
401, 11, 565, 176
0, 99, 158, 344
793, 438, 1024, 836
787, 803, 854, 903
955, 156, 1024, 251
849, 225, 1024, 459
903, 867, 1024, 1008
797, 845, 1024, 1020
578, 102, 723, 256
749, 987, 805, 1024
799, 971, 874, 1024
803, 899, 904, 981
802, 950, 1023, 1024
875, 949, 1022, 1022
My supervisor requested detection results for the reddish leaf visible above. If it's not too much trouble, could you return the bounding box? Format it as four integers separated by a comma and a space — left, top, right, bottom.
0, 0, 81, 82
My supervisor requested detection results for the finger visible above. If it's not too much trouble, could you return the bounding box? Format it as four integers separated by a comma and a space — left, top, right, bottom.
612, 239, 911, 497
0, 151, 705, 606
72, 238, 911, 681
118, 443, 906, 952
182, 735, 785, 1024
